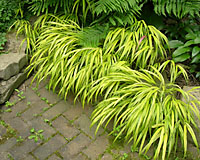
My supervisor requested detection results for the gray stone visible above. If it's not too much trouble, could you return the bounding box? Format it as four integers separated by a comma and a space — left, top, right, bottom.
5, 32, 26, 54
0, 32, 27, 104
0, 53, 27, 80
0, 71, 27, 104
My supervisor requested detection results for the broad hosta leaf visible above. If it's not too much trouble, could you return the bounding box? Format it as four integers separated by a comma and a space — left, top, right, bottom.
196, 72, 200, 78
185, 32, 196, 40
190, 64, 197, 73
169, 40, 184, 49
194, 37, 200, 44
172, 47, 191, 57
192, 46, 200, 57
191, 54, 200, 63
184, 40, 195, 47
173, 53, 190, 62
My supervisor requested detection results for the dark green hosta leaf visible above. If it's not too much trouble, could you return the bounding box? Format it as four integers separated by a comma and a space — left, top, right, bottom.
191, 54, 200, 63
196, 72, 200, 78
173, 53, 190, 62
169, 40, 183, 49
184, 40, 195, 47
172, 46, 191, 57
190, 64, 197, 73
192, 46, 200, 57
185, 32, 196, 40
194, 37, 200, 44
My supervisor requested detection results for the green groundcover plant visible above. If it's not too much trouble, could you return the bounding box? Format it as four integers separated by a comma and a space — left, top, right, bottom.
87, 60, 200, 159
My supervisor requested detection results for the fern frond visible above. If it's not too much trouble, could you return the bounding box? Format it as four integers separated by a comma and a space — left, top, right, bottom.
152, 0, 200, 18
93, 0, 144, 15
76, 25, 109, 47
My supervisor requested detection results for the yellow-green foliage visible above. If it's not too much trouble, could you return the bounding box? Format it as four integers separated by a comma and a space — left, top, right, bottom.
89, 60, 200, 159
26, 16, 168, 105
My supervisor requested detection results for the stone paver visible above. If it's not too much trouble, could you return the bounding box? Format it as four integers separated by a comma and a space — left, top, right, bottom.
5, 117, 31, 138
60, 133, 91, 158
0, 137, 16, 152
23, 87, 43, 104
1, 99, 29, 122
74, 114, 104, 139
52, 115, 79, 139
38, 87, 61, 104
33, 134, 67, 159
71, 153, 89, 160
8, 139, 39, 159
82, 134, 109, 160
0, 125, 6, 137
24, 76, 49, 90
101, 153, 113, 160
48, 154, 62, 160
21, 100, 49, 121
43, 100, 69, 120
27, 117, 56, 140
23, 154, 36, 160
0, 151, 9, 160
62, 103, 84, 121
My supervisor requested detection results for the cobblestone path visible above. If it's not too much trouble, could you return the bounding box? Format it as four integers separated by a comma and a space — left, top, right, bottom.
0, 77, 145, 160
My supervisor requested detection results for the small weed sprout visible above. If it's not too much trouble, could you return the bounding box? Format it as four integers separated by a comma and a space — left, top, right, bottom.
4, 108, 12, 112
16, 136, 23, 143
16, 112, 21, 117
28, 128, 44, 142
41, 97, 49, 104
5, 101, 15, 107
44, 119, 52, 126
15, 89, 25, 100
42, 107, 49, 111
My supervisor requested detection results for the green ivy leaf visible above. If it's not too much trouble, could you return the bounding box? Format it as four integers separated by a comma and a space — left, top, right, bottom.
172, 47, 191, 57
173, 53, 190, 62
192, 46, 200, 57
169, 40, 184, 48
